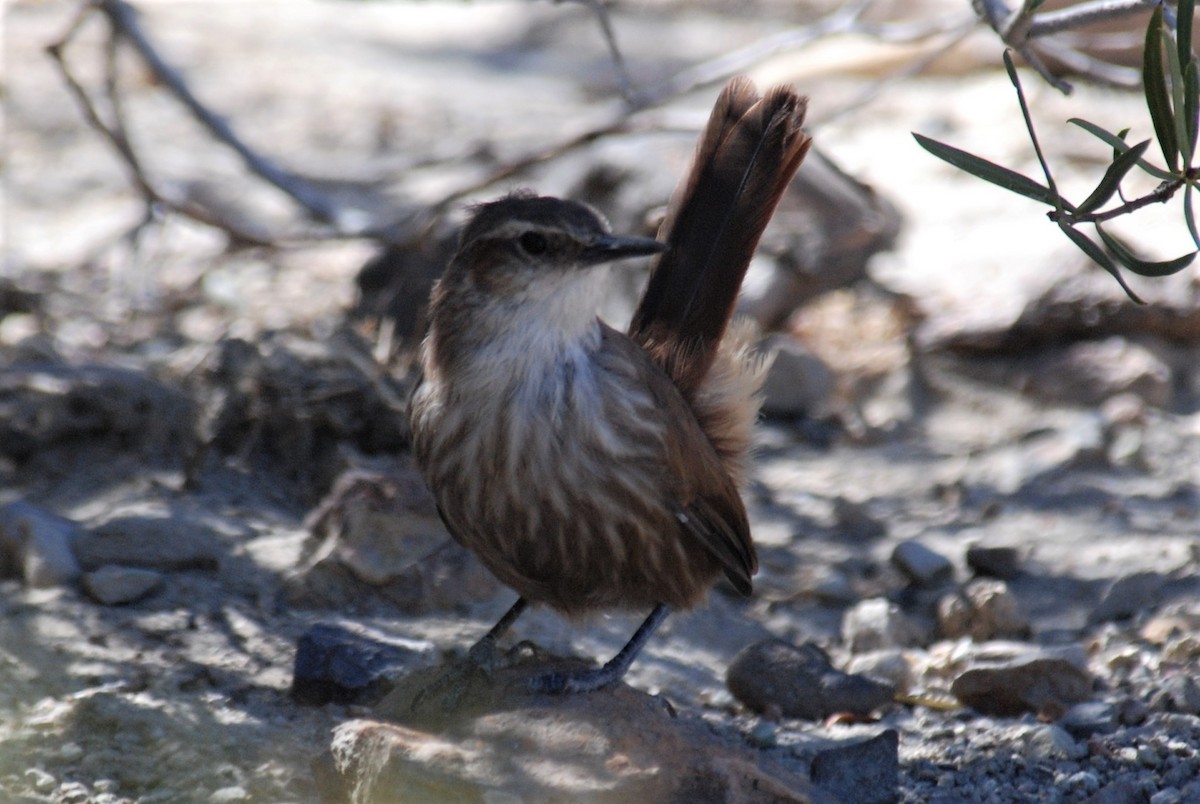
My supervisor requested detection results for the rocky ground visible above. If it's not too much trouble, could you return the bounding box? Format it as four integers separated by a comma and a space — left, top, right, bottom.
3, 1, 1199, 802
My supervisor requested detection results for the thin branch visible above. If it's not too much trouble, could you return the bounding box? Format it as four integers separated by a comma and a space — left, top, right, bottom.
95, 0, 352, 230
1029, 0, 1160, 38
1050, 175, 1190, 224
559, 0, 643, 107
46, 15, 276, 247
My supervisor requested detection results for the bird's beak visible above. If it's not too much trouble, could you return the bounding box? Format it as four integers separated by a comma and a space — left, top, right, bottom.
580, 234, 669, 265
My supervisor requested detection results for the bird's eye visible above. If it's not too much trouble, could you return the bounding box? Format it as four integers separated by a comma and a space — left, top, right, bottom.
519, 232, 548, 256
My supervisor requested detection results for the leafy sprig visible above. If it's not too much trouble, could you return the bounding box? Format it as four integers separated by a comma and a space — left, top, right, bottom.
914, 0, 1198, 303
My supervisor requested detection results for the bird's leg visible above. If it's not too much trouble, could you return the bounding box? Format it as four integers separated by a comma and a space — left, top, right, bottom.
528, 604, 671, 694
465, 596, 528, 670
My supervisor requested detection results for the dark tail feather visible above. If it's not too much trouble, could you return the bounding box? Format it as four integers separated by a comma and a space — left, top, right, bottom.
629, 77, 811, 397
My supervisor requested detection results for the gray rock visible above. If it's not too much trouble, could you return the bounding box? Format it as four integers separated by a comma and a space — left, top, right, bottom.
1060, 701, 1118, 738
1151, 675, 1200, 716
82, 565, 163, 605
760, 335, 836, 419
811, 729, 899, 804
845, 648, 915, 693
0, 500, 83, 588
1025, 337, 1172, 408
937, 579, 1030, 641
1019, 724, 1086, 761
834, 497, 888, 541
317, 659, 839, 804
1091, 572, 1166, 624
952, 658, 1093, 716
1085, 778, 1150, 804
965, 544, 1021, 580
726, 639, 895, 720
891, 540, 954, 588
74, 507, 222, 572
843, 598, 929, 652
291, 621, 435, 706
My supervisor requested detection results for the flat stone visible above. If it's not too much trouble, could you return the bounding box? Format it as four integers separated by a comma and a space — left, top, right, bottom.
1090, 571, 1167, 624
82, 565, 164, 605
726, 638, 895, 720
1018, 724, 1086, 761
965, 545, 1021, 580
811, 729, 899, 804
891, 540, 954, 588
843, 598, 929, 652
760, 335, 836, 419
0, 500, 84, 588
951, 657, 1093, 717
936, 579, 1030, 641
74, 508, 222, 572
291, 621, 436, 706
1059, 701, 1118, 738
315, 655, 838, 804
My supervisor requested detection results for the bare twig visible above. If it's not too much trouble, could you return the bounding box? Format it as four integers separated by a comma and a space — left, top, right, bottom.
95, 0, 352, 230
560, 0, 643, 107
46, 7, 276, 247
973, 0, 1160, 92
1050, 174, 1193, 224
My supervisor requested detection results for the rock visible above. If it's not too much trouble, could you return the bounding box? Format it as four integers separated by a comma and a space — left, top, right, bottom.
81, 565, 163, 605
1023, 337, 1172, 408
833, 496, 888, 542
951, 657, 1093, 717
914, 260, 1200, 354
842, 598, 929, 652
208, 786, 250, 803
726, 639, 895, 720
1059, 701, 1118, 738
1150, 676, 1200, 716
1018, 724, 1087, 761
810, 729, 899, 804
284, 469, 500, 613
963, 413, 1107, 495
291, 622, 436, 706
316, 655, 837, 804
760, 335, 837, 419
891, 541, 954, 588
1090, 572, 1167, 624
1085, 778, 1150, 804
965, 544, 1021, 580
936, 579, 1030, 641
845, 649, 915, 693
1139, 612, 1200, 645
74, 505, 223, 572
0, 500, 83, 588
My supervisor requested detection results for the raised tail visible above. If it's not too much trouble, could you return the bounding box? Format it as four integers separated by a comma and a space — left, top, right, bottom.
629, 77, 811, 398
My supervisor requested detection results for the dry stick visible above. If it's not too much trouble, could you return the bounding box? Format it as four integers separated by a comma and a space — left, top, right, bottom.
974, 0, 1159, 92
561, 0, 643, 107
46, 15, 275, 247
96, 0, 349, 229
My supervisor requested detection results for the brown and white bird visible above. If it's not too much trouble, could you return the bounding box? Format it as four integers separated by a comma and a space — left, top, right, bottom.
410, 78, 811, 693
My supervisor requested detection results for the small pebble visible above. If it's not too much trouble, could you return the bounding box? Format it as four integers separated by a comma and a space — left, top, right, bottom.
747, 722, 777, 748
60, 742, 84, 761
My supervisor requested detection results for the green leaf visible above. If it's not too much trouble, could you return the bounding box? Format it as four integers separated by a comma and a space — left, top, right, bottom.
1164, 23, 1193, 164
1075, 139, 1152, 214
1144, 6, 1180, 171
1185, 185, 1200, 248
1184, 60, 1199, 164
1004, 50, 1060, 199
1059, 223, 1145, 303
912, 132, 1063, 207
1068, 118, 1175, 179
1178, 0, 1195, 74
1095, 222, 1197, 276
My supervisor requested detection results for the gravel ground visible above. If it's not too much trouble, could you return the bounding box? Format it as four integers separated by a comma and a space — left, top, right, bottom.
4, 2, 1199, 802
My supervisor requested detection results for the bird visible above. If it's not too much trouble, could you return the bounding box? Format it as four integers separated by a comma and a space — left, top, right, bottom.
409, 77, 811, 694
